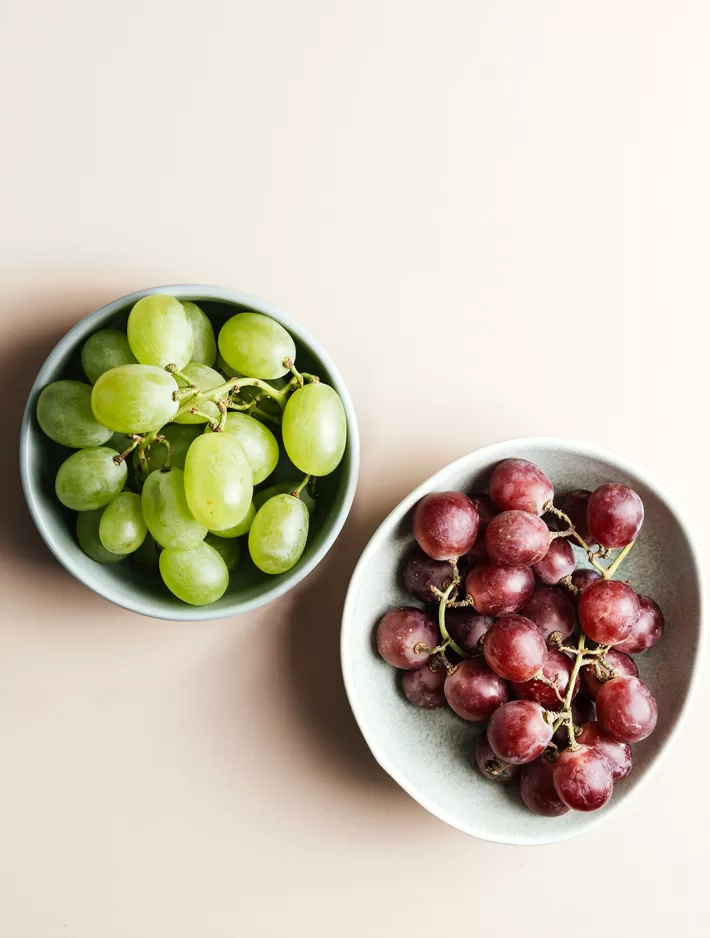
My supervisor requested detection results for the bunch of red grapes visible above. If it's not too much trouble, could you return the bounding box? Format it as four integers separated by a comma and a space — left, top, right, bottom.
376, 459, 663, 817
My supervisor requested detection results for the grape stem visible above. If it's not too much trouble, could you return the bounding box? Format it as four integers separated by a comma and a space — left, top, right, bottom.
543, 502, 636, 579
284, 357, 304, 387
435, 563, 467, 660
291, 475, 312, 499
113, 434, 143, 465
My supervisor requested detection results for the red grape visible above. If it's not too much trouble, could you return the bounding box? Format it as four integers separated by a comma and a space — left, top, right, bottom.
402, 664, 447, 709
581, 648, 638, 700
413, 492, 480, 560
469, 494, 498, 531
489, 458, 554, 516
571, 568, 602, 592
465, 538, 490, 564
577, 721, 633, 782
578, 579, 640, 645
487, 700, 553, 764
484, 615, 548, 682
444, 658, 508, 722
466, 563, 535, 617
533, 538, 575, 585
596, 675, 658, 743
401, 545, 453, 604
520, 586, 576, 641
520, 756, 569, 816
510, 648, 580, 710
475, 737, 520, 783
615, 595, 664, 654
376, 607, 438, 669
558, 489, 596, 546
445, 608, 493, 654
552, 745, 613, 811
485, 510, 551, 567
587, 483, 644, 548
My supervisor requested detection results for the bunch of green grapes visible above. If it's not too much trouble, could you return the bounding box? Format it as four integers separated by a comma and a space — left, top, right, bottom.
37, 294, 347, 606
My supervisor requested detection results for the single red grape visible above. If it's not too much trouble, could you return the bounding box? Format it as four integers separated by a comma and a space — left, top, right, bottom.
578, 579, 640, 645
614, 595, 664, 654
445, 608, 493, 654
376, 607, 438, 669
466, 563, 535, 617
475, 737, 520, 783
469, 494, 498, 531
401, 545, 453, 604
485, 510, 551, 567
489, 459, 554, 516
596, 675, 658, 743
444, 658, 508, 722
413, 491, 480, 560
484, 615, 548, 683
571, 568, 602, 592
577, 721, 633, 782
558, 489, 597, 546
510, 648, 580, 710
587, 483, 644, 548
402, 664, 447, 709
552, 745, 614, 811
520, 756, 569, 816
465, 538, 490, 564
520, 585, 576, 641
533, 537, 576, 585
487, 700, 553, 764
581, 648, 638, 700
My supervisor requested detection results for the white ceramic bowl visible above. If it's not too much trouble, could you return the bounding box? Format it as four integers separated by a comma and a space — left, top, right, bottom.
341, 438, 704, 845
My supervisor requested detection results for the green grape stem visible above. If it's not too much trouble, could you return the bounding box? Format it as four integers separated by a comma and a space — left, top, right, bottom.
291, 475, 312, 498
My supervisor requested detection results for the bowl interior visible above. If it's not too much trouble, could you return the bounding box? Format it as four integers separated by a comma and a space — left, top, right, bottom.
341, 439, 702, 845
21, 287, 358, 620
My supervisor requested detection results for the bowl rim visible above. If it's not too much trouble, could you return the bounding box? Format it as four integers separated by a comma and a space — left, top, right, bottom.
20, 284, 360, 621
340, 436, 706, 845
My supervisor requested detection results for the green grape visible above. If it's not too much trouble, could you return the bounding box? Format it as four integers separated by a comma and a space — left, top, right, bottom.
81, 329, 137, 383
218, 312, 296, 379
133, 423, 200, 474
76, 508, 127, 564
133, 533, 161, 566
91, 364, 179, 433
141, 468, 206, 550
184, 433, 253, 531
127, 294, 193, 369
174, 362, 227, 425
282, 383, 346, 476
99, 491, 147, 554
209, 412, 279, 484
55, 446, 127, 511
204, 533, 240, 572
159, 542, 229, 605
209, 501, 256, 538
215, 352, 232, 376
254, 481, 316, 516
37, 380, 113, 448
182, 301, 217, 366
248, 494, 309, 575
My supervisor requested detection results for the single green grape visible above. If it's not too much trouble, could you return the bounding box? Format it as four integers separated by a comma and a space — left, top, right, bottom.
182, 301, 217, 366
208, 412, 278, 484
248, 493, 309, 575
174, 362, 226, 425
159, 542, 229, 605
282, 383, 346, 476
91, 364, 179, 433
133, 533, 161, 567
141, 468, 206, 550
218, 312, 296, 379
55, 446, 127, 511
184, 433, 253, 531
133, 423, 201, 474
127, 294, 193, 369
254, 481, 316, 516
99, 491, 147, 554
76, 508, 127, 564
37, 380, 113, 448
204, 533, 241, 572
81, 329, 137, 383
209, 501, 256, 538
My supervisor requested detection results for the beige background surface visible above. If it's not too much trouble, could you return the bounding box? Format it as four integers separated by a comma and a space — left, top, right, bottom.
1, 2, 709, 936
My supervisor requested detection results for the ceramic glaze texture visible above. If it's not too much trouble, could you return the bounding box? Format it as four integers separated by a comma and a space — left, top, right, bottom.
20, 285, 359, 621
341, 439, 703, 845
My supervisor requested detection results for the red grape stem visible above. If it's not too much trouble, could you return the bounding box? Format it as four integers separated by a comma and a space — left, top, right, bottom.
533, 672, 566, 705
558, 574, 579, 595
544, 502, 636, 580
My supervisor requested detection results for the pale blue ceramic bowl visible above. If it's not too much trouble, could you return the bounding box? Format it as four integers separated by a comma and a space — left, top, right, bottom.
20, 285, 359, 620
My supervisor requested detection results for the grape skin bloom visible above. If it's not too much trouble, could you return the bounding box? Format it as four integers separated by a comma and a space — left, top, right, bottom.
141, 468, 207, 550
37, 380, 113, 448
127, 295, 194, 369
218, 412, 280, 485
248, 494, 309, 575
91, 364, 180, 434
159, 542, 229, 605
55, 446, 127, 511
99, 491, 147, 554
282, 383, 347, 477
218, 312, 296, 379
76, 508, 127, 564
184, 433, 253, 531
182, 301, 217, 366
81, 329, 137, 384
